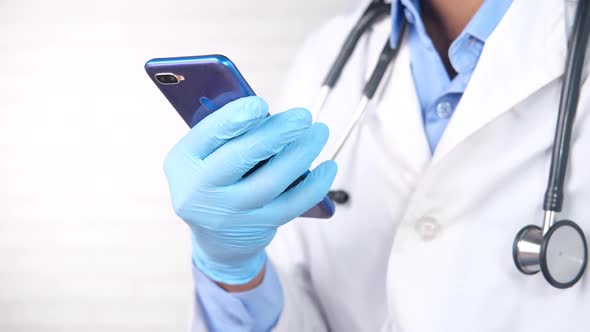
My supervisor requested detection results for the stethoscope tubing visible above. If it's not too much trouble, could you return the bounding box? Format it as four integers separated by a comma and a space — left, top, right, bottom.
542, 0, 590, 233
329, 23, 406, 161
313, 1, 391, 122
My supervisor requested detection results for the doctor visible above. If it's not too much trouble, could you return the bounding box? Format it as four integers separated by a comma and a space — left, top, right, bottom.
163, 0, 590, 331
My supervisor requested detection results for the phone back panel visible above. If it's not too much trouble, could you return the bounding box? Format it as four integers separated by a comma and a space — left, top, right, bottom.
145, 55, 255, 127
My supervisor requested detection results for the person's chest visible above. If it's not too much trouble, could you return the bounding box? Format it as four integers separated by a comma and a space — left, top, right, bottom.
305, 45, 590, 331
293, 1, 590, 328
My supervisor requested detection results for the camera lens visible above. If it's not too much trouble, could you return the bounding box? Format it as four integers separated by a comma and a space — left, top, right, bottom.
156, 73, 179, 85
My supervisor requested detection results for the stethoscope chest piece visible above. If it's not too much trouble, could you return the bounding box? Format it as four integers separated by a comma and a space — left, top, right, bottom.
513, 225, 543, 275
513, 220, 588, 288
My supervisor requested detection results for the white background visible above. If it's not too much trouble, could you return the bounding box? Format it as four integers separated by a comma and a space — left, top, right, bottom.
0, 0, 356, 330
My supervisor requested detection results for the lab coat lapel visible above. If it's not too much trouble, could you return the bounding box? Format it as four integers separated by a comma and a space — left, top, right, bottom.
376, 42, 431, 176
432, 0, 568, 164
340, 18, 430, 178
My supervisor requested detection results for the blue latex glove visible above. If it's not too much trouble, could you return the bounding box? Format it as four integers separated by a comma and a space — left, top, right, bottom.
164, 96, 337, 285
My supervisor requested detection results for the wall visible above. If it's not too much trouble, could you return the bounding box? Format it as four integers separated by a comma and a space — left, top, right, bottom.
0, 0, 356, 330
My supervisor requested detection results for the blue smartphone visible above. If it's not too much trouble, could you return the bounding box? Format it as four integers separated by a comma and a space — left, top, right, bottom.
145, 54, 335, 218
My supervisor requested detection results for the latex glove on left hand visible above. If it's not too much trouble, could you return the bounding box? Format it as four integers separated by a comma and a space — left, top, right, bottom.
164, 96, 337, 285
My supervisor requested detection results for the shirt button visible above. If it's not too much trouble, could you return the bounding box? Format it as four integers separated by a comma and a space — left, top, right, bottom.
415, 217, 441, 240
404, 8, 415, 24
436, 101, 453, 119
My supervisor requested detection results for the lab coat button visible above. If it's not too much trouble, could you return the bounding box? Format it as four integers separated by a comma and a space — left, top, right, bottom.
415, 217, 440, 240
436, 101, 453, 119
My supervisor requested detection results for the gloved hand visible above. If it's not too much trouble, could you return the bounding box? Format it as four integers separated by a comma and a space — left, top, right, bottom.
164, 96, 337, 285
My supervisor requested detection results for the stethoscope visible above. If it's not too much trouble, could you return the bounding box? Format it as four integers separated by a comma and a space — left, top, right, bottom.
317, 0, 590, 289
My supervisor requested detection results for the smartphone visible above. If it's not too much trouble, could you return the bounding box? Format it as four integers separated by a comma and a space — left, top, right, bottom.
145, 54, 335, 218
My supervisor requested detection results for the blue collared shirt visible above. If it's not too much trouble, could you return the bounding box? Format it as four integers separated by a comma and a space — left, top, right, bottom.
194, 1, 512, 331
392, 0, 512, 152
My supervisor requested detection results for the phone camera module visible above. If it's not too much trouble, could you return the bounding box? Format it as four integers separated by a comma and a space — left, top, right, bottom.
155, 73, 182, 85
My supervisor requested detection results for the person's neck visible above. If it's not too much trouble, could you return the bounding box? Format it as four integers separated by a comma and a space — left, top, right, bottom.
420, 0, 484, 78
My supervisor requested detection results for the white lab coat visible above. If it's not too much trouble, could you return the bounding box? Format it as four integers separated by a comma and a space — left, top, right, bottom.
193, 0, 590, 331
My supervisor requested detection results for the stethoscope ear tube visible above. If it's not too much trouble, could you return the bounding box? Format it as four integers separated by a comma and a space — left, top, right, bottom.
328, 24, 406, 161
321, 1, 391, 89
313, 1, 391, 120
326, 21, 407, 202
362, 35, 400, 99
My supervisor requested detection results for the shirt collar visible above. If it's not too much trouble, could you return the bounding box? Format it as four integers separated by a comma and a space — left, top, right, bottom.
462, 0, 513, 43
390, 0, 513, 48
390, 0, 420, 47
